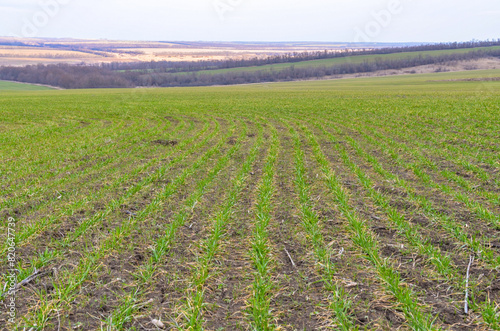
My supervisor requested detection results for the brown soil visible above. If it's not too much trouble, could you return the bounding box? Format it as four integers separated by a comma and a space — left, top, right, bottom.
152, 139, 178, 146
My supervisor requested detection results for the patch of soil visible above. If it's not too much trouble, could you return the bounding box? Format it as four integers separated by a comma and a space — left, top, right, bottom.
152, 139, 178, 146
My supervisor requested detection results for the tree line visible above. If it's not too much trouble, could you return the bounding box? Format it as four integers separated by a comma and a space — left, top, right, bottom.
130, 49, 500, 87
0, 64, 132, 88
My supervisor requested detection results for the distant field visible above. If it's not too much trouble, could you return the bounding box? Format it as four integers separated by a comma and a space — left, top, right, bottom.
0, 39, 375, 65
1, 71, 499, 330
0, 47, 99, 59
0, 80, 53, 91
162, 46, 500, 77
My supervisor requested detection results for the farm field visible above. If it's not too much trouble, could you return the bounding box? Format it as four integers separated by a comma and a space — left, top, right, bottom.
0, 80, 53, 91
0, 38, 378, 66
151, 46, 500, 77
0, 71, 499, 330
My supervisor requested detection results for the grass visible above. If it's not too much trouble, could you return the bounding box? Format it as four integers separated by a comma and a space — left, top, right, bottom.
180, 123, 261, 330
0, 69, 499, 330
289, 124, 357, 330
0, 80, 53, 91
247, 125, 278, 331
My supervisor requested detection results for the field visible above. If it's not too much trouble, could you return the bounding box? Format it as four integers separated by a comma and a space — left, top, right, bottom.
155, 46, 500, 77
0, 39, 378, 66
0, 71, 499, 330
0, 80, 53, 91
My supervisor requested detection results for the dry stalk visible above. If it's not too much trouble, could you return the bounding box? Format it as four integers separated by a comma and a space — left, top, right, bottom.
284, 247, 296, 268
464, 254, 474, 314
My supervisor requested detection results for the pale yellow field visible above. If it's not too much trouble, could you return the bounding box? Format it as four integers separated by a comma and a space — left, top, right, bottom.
0, 47, 100, 58
0, 37, 367, 65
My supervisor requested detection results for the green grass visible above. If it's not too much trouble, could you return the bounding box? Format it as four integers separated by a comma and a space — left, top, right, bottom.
1, 70, 499, 330
0, 80, 54, 91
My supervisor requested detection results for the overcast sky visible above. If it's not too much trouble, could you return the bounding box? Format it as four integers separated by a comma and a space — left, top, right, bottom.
1, 0, 499, 42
